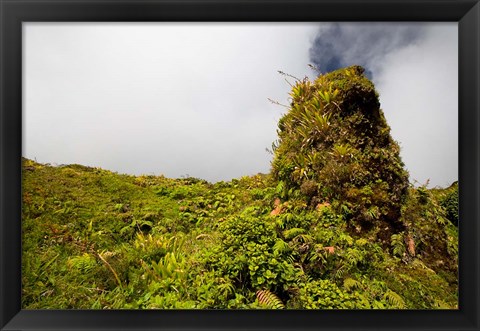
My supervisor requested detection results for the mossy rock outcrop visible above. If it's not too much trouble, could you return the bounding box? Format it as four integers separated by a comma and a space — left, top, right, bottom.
271, 65, 409, 231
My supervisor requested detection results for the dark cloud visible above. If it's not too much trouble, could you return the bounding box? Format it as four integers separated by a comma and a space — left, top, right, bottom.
309, 23, 425, 77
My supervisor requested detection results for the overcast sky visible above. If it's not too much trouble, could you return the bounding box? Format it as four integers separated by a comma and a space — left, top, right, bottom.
23, 22, 458, 187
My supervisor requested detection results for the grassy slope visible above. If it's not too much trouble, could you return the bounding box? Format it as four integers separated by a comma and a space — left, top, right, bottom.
22, 158, 458, 309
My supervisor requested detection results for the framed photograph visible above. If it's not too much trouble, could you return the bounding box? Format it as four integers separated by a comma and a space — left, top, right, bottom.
1, 0, 479, 330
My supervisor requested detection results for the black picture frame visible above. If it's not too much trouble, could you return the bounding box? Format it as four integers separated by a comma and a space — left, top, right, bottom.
1, 0, 479, 330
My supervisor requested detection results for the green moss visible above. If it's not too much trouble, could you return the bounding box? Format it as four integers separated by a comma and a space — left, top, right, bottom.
271, 66, 409, 232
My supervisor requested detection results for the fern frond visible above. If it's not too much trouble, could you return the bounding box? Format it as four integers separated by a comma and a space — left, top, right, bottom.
217, 281, 235, 297
333, 265, 347, 280
292, 233, 314, 245
343, 278, 363, 292
256, 290, 285, 309
67, 253, 97, 274
307, 244, 328, 264
283, 228, 305, 240
343, 248, 365, 267
355, 238, 368, 246
273, 239, 291, 254
383, 289, 406, 309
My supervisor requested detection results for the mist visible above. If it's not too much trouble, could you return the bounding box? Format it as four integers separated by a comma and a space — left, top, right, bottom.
24, 22, 457, 187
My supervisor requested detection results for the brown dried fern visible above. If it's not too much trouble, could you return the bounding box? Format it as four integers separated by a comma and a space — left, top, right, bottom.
256, 290, 285, 309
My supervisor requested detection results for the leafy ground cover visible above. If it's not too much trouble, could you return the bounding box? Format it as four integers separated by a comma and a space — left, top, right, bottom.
22, 66, 458, 309
21, 158, 458, 309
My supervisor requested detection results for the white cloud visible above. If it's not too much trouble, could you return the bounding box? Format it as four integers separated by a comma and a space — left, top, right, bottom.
24, 23, 317, 182
373, 23, 458, 187
24, 22, 457, 187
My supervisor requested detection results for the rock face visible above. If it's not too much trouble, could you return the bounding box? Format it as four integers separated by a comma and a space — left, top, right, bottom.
271, 65, 409, 230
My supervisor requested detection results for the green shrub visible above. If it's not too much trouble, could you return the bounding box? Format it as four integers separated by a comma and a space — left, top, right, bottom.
204, 207, 299, 298
298, 279, 370, 309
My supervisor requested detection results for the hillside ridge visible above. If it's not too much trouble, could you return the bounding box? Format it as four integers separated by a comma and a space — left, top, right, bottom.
21, 66, 458, 309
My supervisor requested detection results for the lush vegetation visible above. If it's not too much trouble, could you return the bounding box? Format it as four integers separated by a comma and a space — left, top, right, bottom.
22, 66, 458, 309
